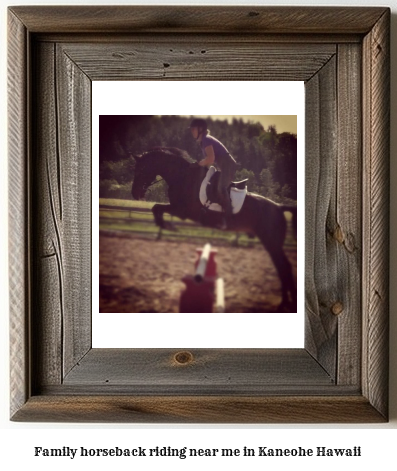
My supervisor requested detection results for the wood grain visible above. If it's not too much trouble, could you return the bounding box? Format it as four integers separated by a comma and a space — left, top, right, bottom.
56, 45, 91, 377
304, 57, 338, 377
336, 44, 362, 386
12, 396, 385, 424
362, 9, 390, 419
9, 6, 387, 34
8, 6, 390, 423
34, 33, 363, 45
8, 9, 29, 418
32, 41, 63, 387
60, 42, 335, 82
32, 42, 92, 385
62, 349, 333, 391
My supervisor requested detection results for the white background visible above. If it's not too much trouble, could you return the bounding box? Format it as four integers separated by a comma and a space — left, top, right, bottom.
92, 81, 305, 348
1, 0, 396, 469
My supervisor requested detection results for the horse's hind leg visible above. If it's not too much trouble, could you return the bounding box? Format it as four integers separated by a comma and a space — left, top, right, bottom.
271, 248, 296, 311
260, 238, 296, 312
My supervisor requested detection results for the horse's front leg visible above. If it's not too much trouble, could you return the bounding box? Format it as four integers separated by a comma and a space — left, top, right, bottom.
152, 203, 178, 231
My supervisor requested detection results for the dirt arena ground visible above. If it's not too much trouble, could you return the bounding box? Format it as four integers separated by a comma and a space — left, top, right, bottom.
99, 233, 297, 313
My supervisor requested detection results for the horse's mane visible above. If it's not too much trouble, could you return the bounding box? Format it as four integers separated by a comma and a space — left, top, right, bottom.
144, 147, 193, 166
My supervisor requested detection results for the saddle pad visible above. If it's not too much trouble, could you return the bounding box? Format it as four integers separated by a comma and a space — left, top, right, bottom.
199, 166, 247, 214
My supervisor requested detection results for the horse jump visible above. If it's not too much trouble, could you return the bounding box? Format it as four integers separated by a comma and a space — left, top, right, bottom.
179, 243, 225, 313
132, 148, 297, 312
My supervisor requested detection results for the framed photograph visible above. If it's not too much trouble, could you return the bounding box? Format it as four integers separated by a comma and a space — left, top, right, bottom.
8, 6, 390, 423
94, 83, 304, 348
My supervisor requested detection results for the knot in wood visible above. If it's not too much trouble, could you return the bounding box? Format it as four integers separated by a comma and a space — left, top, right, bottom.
333, 225, 344, 244
174, 351, 194, 365
331, 302, 344, 316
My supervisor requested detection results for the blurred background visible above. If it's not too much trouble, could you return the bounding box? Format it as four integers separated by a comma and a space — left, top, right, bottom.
99, 115, 297, 204
98, 115, 298, 313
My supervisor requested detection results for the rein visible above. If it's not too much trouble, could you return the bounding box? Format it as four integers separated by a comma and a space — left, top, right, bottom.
144, 177, 164, 191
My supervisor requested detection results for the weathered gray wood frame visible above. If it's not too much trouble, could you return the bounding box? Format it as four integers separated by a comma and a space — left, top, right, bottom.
8, 6, 390, 423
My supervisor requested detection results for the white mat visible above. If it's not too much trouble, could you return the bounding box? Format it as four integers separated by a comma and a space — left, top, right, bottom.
199, 166, 247, 214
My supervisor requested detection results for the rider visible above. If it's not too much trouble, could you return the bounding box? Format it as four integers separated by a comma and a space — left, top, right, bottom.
189, 118, 238, 228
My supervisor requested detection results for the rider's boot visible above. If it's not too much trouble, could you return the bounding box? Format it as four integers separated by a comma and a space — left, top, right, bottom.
219, 193, 233, 230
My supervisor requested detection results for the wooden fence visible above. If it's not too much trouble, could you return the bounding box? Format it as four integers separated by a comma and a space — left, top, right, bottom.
99, 203, 296, 248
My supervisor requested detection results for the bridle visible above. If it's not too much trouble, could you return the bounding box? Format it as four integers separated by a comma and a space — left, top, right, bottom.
135, 158, 165, 193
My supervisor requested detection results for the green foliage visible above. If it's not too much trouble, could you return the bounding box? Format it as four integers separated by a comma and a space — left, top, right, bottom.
235, 168, 260, 194
258, 168, 281, 201
99, 116, 297, 203
144, 179, 169, 203
99, 180, 132, 200
100, 158, 135, 184
235, 168, 255, 184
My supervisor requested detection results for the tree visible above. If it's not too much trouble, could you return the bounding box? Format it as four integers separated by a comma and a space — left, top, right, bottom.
275, 132, 297, 199
99, 116, 297, 203
258, 168, 280, 201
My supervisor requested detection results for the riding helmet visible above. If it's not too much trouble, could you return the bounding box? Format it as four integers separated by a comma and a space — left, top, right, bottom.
189, 118, 207, 132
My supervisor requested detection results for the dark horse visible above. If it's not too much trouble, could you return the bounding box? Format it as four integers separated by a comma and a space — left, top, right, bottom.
131, 147, 297, 311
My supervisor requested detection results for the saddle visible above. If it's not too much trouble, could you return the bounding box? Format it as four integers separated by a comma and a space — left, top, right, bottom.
199, 167, 248, 215
205, 170, 248, 204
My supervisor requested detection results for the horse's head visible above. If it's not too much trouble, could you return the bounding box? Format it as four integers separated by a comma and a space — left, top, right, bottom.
131, 147, 191, 200
131, 153, 158, 200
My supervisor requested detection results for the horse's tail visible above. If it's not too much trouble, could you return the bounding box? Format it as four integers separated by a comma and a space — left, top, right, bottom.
280, 204, 297, 240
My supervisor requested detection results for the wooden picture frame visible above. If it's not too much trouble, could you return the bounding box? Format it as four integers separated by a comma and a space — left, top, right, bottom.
8, 6, 390, 423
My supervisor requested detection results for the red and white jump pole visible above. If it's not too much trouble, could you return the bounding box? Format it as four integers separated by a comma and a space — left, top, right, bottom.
179, 243, 225, 313
215, 277, 225, 313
